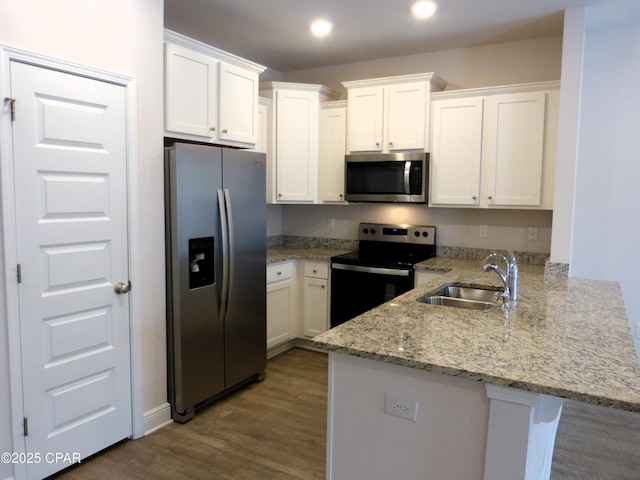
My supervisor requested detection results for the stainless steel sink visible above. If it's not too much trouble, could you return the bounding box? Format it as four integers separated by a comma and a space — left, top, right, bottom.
417, 283, 503, 310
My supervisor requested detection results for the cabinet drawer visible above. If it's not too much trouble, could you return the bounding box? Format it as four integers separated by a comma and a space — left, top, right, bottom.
267, 262, 295, 284
304, 261, 329, 279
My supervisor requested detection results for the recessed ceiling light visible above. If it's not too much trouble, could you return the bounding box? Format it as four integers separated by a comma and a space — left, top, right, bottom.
310, 19, 332, 38
411, 1, 437, 19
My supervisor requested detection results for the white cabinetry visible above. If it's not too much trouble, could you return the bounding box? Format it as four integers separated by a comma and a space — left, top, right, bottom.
343, 73, 446, 153
250, 97, 271, 155
430, 82, 559, 209
266, 261, 297, 349
164, 30, 265, 148
319, 101, 347, 203
260, 82, 340, 203
302, 261, 330, 337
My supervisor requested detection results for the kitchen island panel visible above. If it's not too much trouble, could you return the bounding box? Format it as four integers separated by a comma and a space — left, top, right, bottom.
327, 351, 489, 480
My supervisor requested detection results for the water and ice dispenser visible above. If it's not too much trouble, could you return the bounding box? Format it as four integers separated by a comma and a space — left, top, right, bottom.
188, 237, 215, 289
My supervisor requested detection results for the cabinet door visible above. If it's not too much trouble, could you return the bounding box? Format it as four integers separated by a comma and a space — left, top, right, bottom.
275, 89, 318, 202
430, 97, 484, 206
387, 82, 427, 151
319, 106, 347, 203
483, 92, 546, 207
303, 277, 328, 337
218, 63, 259, 145
347, 86, 384, 152
164, 43, 218, 138
250, 98, 270, 154
266, 280, 295, 349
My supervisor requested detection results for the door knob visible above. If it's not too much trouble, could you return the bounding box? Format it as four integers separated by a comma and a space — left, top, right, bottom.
114, 281, 131, 294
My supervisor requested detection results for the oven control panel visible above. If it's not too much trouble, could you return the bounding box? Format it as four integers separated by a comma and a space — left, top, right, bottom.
358, 223, 436, 245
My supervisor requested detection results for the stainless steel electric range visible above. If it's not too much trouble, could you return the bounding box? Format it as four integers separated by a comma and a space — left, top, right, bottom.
330, 223, 436, 328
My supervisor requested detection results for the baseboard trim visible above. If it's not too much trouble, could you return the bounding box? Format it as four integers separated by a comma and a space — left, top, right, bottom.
143, 402, 172, 435
267, 337, 328, 359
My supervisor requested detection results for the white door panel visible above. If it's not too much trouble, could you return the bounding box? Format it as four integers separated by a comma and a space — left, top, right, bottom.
11, 61, 132, 480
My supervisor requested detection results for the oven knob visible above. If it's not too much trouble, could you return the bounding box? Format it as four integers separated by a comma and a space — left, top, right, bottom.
363, 228, 369, 234
422, 231, 429, 237
414, 231, 420, 237
370, 228, 376, 235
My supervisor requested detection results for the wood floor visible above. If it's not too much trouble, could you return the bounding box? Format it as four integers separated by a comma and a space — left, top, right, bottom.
50, 348, 640, 480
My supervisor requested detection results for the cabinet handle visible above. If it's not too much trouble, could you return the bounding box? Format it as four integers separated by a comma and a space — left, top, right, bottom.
222, 129, 228, 133
277, 271, 282, 275
322, 285, 325, 289
472, 196, 477, 200
389, 142, 394, 147
278, 193, 282, 197
313, 269, 317, 273
488, 196, 493, 200
375, 142, 380, 147
210, 127, 216, 132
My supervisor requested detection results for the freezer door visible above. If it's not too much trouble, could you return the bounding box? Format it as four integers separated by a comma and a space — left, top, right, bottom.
165, 143, 225, 418
222, 149, 267, 387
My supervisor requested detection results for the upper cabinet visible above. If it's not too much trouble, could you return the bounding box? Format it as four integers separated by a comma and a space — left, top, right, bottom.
343, 73, 446, 153
164, 30, 265, 148
429, 82, 559, 209
260, 82, 340, 204
319, 101, 347, 203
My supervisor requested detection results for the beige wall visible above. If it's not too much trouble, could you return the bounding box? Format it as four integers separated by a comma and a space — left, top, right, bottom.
282, 36, 563, 97
0, 1, 165, 474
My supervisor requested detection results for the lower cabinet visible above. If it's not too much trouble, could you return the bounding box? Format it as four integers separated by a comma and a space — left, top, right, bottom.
266, 259, 330, 351
266, 261, 296, 349
303, 261, 330, 337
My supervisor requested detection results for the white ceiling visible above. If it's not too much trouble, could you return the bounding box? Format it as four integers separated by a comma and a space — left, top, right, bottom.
164, 0, 634, 72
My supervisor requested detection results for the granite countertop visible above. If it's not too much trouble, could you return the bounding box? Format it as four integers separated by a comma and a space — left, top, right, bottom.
267, 245, 353, 264
312, 258, 640, 412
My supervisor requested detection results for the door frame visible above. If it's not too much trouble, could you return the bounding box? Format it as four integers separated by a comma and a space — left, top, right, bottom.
0, 45, 144, 478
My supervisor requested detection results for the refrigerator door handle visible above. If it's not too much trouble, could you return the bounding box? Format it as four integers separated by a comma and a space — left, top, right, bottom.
224, 188, 235, 314
217, 189, 230, 321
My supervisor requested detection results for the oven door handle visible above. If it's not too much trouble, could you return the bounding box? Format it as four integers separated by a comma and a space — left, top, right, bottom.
331, 263, 411, 277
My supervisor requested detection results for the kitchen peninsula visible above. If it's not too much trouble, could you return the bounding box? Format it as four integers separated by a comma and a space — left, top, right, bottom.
312, 259, 640, 480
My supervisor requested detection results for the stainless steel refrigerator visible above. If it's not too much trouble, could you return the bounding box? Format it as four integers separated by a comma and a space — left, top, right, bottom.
164, 142, 267, 423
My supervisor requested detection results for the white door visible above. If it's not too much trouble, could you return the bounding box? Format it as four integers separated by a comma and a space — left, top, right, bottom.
275, 89, 318, 202
347, 86, 383, 152
429, 97, 484, 206
387, 82, 427, 151
10, 61, 132, 479
483, 92, 546, 207
218, 62, 259, 145
164, 42, 218, 138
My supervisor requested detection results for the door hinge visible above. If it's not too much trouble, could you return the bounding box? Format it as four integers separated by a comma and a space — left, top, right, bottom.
17, 264, 22, 284
4, 97, 16, 121
23, 417, 28, 436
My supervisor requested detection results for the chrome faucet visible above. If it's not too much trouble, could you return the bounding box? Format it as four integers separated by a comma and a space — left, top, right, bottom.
482, 250, 518, 302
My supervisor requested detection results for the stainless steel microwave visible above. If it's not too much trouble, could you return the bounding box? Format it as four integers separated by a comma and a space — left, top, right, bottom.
345, 152, 428, 203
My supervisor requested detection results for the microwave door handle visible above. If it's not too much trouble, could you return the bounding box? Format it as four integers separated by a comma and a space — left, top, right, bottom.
403, 161, 411, 194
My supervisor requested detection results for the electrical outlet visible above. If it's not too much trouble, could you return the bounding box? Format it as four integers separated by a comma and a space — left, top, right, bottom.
327, 217, 334, 229
384, 393, 418, 422
479, 225, 488, 238
528, 226, 539, 242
